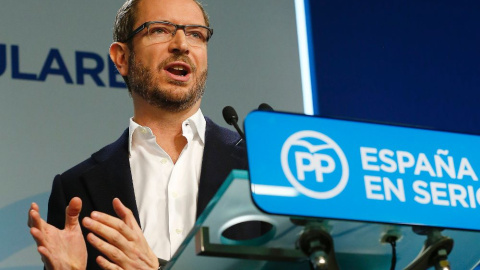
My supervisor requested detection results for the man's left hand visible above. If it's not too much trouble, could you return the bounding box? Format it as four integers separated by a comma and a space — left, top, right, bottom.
82, 198, 160, 270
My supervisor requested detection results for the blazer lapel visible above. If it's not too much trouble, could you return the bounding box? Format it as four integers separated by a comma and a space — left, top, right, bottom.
76, 121, 246, 225
81, 130, 141, 226
196, 118, 248, 218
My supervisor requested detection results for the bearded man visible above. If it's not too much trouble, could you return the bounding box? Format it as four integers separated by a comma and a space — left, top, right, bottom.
28, 0, 250, 269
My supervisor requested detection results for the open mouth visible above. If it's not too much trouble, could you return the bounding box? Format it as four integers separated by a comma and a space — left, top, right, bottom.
164, 62, 192, 81
168, 66, 188, 77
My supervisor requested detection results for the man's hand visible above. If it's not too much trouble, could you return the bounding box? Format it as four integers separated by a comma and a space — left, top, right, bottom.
82, 198, 159, 270
28, 197, 87, 270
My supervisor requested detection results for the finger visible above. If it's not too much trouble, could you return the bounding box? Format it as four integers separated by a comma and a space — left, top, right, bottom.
65, 197, 83, 229
112, 198, 139, 229
31, 202, 40, 212
37, 246, 54, 270
37, 245, 52, 259
83, 216, 133, 250
28, 208, 45, 231
30, 227, 46, 247
28, 203, 40, 228
89, 211, 136, 241
87, 232, 127, 266
96, 255, 122, 270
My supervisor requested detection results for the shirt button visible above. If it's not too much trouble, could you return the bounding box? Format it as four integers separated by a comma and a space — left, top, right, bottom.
160, 158, 168, 164
176, 229, 183, 234
172, 191, 178, 198
140, 127, 147, 134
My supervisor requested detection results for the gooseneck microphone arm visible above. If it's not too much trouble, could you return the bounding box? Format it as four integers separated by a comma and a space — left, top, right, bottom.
222, 106, 245, 140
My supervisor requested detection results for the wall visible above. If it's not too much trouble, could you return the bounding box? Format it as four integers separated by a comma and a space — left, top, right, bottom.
0, 1, 303, 269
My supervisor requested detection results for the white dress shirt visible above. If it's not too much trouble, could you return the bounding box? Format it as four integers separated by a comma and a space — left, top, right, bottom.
128, 109, 206, 260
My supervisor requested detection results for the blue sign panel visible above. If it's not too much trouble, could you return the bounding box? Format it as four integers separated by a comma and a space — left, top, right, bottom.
245, 111, 480, 231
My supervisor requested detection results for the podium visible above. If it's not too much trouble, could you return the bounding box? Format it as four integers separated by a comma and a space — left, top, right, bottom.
165, 170, 480, 270
166, 111, 480, 269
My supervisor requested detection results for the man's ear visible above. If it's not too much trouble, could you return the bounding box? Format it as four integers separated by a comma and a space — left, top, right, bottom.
109, 42, 129, 76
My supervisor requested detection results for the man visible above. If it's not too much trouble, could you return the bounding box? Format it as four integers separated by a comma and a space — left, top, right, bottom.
28, 0, 249, 269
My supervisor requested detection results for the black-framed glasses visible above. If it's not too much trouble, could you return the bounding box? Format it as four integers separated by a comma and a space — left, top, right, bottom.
124, 21, 213, 47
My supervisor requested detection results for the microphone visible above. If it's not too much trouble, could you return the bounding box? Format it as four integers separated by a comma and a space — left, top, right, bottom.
258, 103, 274, 111
222, 106, 245, 140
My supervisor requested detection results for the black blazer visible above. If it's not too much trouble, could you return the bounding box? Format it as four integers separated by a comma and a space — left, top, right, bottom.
46, 118, 247, 269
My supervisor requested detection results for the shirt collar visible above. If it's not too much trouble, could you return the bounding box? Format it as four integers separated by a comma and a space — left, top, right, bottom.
128, 118, 142, 155
186, 109, 206, 144
128, 109, 206, 155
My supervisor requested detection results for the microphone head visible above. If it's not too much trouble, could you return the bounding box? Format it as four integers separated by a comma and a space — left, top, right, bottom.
258, 103, 274, 111
222, 106, 239, 125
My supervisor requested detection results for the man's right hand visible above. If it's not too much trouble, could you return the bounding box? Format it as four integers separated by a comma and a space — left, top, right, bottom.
28, 197, 87, 270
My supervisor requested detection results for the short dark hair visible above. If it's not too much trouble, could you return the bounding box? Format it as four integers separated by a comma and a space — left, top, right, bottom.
113, 0, 211, 44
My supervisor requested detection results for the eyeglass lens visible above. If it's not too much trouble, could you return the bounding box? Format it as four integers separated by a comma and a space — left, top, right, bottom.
146, 22, 209, 46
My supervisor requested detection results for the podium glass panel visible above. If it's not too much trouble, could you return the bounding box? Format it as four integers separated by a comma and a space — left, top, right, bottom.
165, 170, 480, 270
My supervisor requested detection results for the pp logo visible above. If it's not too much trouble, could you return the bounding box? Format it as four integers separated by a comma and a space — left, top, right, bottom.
281, 131, 349, 199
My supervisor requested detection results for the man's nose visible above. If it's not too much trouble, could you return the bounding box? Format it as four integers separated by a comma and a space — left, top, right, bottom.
168, 29, 189, 54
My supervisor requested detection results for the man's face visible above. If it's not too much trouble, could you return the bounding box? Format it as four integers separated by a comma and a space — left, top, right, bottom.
127, 0, 208, 112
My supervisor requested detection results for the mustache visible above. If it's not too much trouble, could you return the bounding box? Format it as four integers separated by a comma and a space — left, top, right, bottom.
158, 55, 196, 72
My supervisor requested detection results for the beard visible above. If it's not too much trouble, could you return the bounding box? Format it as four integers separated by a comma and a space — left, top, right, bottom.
127, 51, 207, 112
